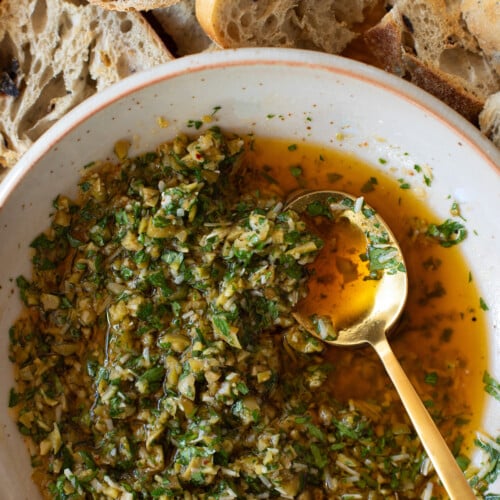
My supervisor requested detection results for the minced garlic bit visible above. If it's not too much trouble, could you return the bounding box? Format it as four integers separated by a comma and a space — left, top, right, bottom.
113, 140, 131, 161
10, 128, 450, 498
157, 116, 170, 129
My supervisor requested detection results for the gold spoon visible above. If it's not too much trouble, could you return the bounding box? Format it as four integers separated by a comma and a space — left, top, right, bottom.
286, 189, 475, 500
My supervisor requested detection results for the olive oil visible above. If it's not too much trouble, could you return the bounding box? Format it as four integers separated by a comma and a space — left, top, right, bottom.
245, 136, 489, 450
298, 212, 380, 331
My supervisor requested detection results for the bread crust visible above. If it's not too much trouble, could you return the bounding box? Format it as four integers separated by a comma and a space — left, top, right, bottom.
195, 0, 220, 45
362, 13, 405, 76
403, 53, 484, 123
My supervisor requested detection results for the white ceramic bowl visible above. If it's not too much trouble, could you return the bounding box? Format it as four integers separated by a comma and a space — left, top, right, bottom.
0, 48, 499, 498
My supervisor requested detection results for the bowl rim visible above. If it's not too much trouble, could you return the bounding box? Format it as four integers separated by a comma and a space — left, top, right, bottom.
1, 47, 499, 208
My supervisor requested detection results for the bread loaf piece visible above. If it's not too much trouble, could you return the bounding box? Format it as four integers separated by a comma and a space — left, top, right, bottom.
0, 0, 173, 175
479, 92, 500, 148
87, 0, 180, 11
150, 0, 215, 56
195, 0, 379, 54
461, 0, 500, 76
364, 0, 500, 123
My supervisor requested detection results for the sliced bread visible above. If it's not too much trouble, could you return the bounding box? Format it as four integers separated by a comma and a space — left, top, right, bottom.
479, 91, 500, 148
364, 0, 500, 123
461, 0, 500, 76
195, 0, 380, 54
150, 0, 215, 56
0, 0, 173, 176
87, 0, 180, 12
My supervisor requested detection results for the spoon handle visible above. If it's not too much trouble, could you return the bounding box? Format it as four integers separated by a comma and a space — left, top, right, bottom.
373, 338, 476, 500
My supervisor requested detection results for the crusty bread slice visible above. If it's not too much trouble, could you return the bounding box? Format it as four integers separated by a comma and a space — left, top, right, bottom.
150, 0, 215, 56
195, 0, 379, 54
479, 91, 500, 148
364, 0, 500, 123
461, 0, 500, 77
87, 0, 180, 12
0, 0, 173, 176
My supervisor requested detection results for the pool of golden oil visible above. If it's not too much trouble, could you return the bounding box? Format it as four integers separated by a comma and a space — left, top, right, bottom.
244, 137, 489, 452
297, 209, 380, 330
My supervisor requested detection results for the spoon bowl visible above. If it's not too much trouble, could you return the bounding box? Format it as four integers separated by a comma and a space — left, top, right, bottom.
286, 189, 476, 500
287, 190, 407, 347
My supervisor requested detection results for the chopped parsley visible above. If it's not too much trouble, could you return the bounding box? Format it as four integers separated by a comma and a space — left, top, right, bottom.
426, 219, 467, 247
483, 372, 500, 402
187, 119, 203, 129
361, 176, 378, 193
398, 178, 411, 189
